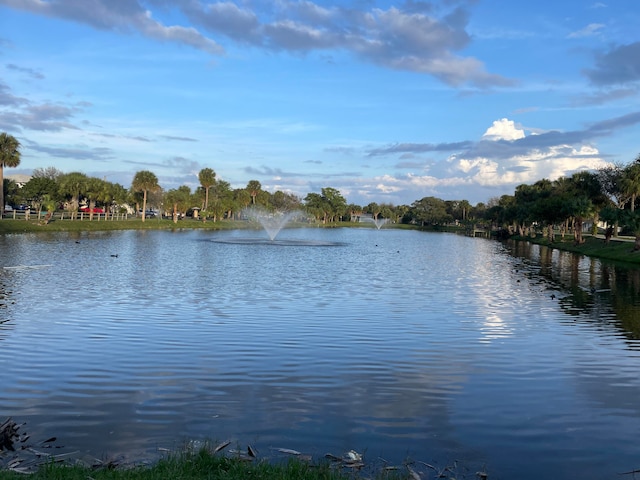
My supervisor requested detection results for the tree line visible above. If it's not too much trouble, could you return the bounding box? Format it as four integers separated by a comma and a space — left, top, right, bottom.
2, 132, 640, 247
0, 132, 481, 225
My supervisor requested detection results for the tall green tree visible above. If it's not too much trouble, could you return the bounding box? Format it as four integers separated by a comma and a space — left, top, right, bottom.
620, 209, 640, 251
620, 156, 640, 212
562, 172, 601, 244
198, 168, 216, 211
164, 185, 192, 223
410, 196, 451, 226
84, 177, 107, 219
304, 192, 330, 223
58, 172, 89, 218
208, 179, 232, 221
366, 202, 381, 219
108, 183, 129, 215
271, 190, 301, 211
132, 170, 160, 222
21, 177, 59, 213
2, 178, 19, 210
246, 180, 261, 205
0, 132, 21, 217
321, 187, 347, 222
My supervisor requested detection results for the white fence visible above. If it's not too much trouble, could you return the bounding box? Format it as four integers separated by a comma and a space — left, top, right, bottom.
1, 210, 132, 221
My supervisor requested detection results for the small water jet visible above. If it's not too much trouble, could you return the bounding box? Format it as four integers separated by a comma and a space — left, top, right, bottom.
361, 217, 390, 230
242, 206, 304, 241
209, 207, 345, 246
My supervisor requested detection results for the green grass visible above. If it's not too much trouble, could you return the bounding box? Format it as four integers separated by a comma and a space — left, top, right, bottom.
0, 217, 245, 234
0, 218, 414, 235
0, 449, 413, 480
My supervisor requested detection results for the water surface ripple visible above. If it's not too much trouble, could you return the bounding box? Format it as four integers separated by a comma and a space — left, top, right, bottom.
1, 228, 640, 479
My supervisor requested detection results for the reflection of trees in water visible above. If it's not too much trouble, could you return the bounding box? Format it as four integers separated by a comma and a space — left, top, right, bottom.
0, 271, 15, 338
505, 240, 640, 342
610, 268, 640, 340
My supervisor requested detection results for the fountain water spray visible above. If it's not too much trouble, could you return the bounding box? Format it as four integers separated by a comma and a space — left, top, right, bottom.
242, 206, 303, 241
361, 217, 390, 230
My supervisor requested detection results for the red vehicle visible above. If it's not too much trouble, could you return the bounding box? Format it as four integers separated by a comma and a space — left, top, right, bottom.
80, 207, 104, 213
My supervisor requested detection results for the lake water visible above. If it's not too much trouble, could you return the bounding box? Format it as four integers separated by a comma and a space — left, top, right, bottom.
1, 227, 640, 479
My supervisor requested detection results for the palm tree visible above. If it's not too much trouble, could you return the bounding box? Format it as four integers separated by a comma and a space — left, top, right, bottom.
198, 168, 216, 211
132, 170, 160, 222
621, 209, 640, 251
621, 156, 640, 212
84, 177, 107, 220
58, 172, 89, 219
0, 132, 21, 218
164, 185, 192, 223
209, 179, 232, 221
246, 180, 261, 205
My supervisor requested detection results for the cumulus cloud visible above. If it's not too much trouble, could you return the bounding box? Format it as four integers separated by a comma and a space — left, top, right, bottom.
481, 118, 525, 141
0, 0, 511, 87
358, 113, 640, 203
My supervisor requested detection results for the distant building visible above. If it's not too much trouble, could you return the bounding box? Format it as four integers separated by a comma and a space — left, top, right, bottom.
351, 212, 372, 222
5, 174, 31, 188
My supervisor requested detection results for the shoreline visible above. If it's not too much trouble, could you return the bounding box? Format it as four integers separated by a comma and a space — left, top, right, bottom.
2, 218, 640, 265
0, 418, 469, 479
510, 233, 640, 265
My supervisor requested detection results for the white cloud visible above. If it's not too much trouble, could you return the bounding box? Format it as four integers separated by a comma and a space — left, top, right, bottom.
482, 118, 525, 141
350, 117, 616, 204
447, 129, 610, 189
568, 23, 605, 39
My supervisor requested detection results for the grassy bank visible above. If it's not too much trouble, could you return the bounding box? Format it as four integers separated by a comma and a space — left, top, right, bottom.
0, 446, 436, 480
0, 217, 243, 234
513, 233, 640, 265
0, 452, 354, 480
0, 218, 414, 235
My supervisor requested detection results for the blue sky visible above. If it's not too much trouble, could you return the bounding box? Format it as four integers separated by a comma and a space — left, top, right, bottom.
1, 0, 639, 206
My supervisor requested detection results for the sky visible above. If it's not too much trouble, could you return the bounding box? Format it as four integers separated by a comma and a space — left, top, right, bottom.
0, 0, 639, 207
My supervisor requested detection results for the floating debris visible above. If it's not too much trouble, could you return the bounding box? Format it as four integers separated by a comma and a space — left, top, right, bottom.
275, 448, 301, 456
247, 445, 257, 458
0, 418, 22, 451
0, 418, 72, 474
212, 440, 231, 454
407, 465, 422, 480
324, 450, 365, 470
2, 265, 52, 271
344, 450, 362, 462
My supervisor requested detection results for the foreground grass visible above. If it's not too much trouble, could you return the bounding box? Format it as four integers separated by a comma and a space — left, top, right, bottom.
0, 449, 413, 480
514, 233, 640, 265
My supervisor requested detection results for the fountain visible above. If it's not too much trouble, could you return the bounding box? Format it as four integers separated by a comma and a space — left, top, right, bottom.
241, 206, 304, 241
210, 206, 345, 246
361, 217, 389, 230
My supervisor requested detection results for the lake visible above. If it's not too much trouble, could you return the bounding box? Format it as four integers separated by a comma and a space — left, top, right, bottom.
1, 227, 640, 479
